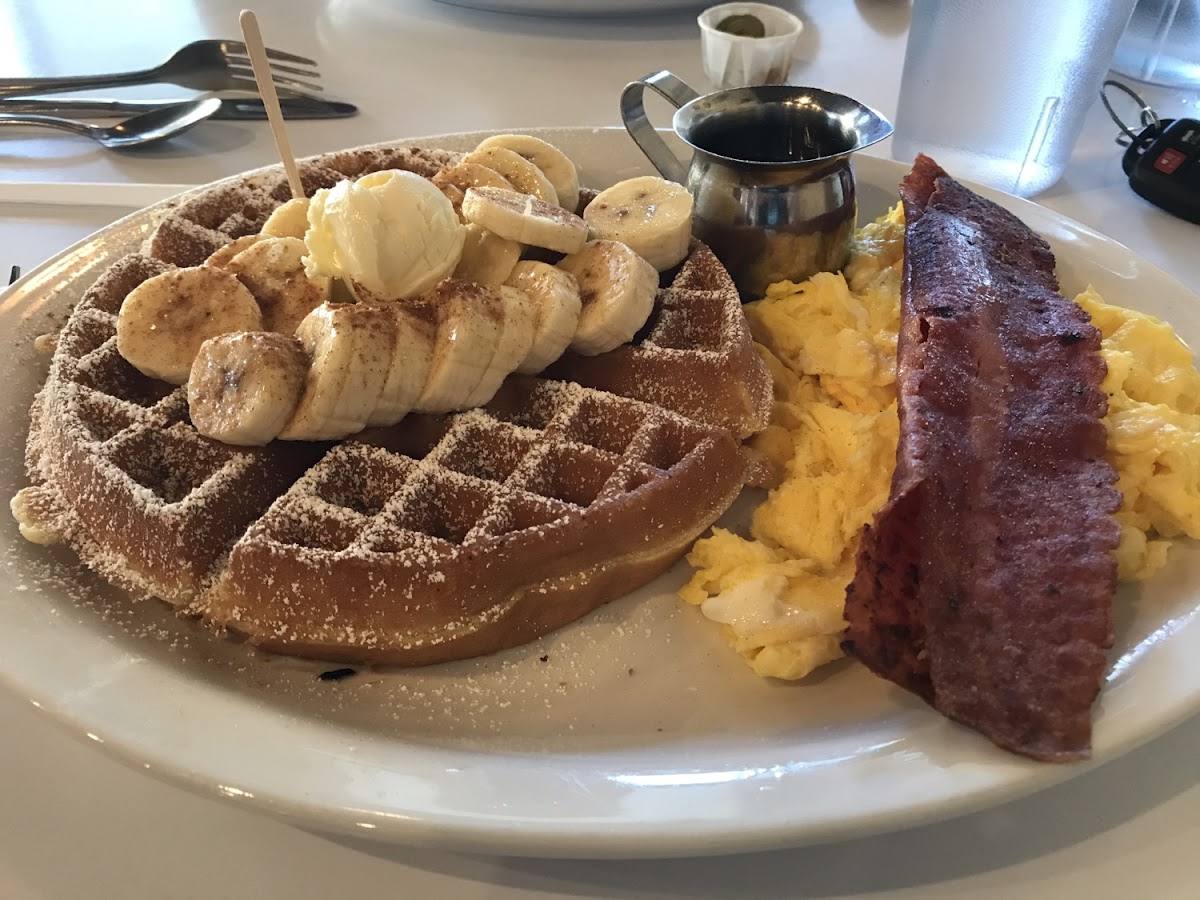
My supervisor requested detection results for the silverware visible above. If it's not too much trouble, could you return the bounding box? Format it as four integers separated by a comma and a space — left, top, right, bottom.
0, 96, 358, 120
0, 39, 322, 99
0, 97, 222, 149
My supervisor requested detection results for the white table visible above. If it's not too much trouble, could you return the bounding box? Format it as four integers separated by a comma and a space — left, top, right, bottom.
1, 2, 1198, 896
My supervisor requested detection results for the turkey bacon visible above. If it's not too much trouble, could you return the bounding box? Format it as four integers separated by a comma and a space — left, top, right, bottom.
842, 154, 1122, 762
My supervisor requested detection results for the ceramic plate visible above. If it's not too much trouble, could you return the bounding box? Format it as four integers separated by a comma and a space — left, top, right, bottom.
1, 128, 1199, 859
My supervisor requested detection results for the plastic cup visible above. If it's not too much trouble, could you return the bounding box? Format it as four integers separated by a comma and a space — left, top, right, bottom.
698, 3, 803, 91
1112, 0, 1200, 88
891, 0, 1138, 198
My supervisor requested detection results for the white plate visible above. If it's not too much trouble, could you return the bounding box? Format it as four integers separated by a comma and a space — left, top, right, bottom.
1, 128, 1199, 859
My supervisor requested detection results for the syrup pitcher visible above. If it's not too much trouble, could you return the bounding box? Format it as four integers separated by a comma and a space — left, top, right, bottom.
621, 70, 892, 299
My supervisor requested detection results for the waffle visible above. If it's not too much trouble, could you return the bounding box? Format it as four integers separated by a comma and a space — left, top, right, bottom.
15, 141, 772, 666
547, 241, 772, 440
15, 254, 326, 604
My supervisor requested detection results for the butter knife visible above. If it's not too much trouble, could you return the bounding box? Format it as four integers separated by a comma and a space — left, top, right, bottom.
0, 96, 358, 120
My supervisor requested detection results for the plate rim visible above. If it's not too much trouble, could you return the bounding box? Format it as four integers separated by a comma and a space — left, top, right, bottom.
1, 127, 1199, 859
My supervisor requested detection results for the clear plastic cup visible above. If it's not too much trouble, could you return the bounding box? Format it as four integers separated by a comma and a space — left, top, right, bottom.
697, 3, 803, 91
1112, 0, 1200, 88
891, 0, 1139, 197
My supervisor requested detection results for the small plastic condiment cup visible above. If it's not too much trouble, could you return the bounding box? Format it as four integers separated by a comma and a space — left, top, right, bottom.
697, 3, 803, 91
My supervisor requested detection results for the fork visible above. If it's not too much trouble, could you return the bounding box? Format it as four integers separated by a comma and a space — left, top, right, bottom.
0, 39, 322, 99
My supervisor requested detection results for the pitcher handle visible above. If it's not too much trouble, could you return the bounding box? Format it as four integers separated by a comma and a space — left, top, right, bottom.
620, 70, 700, 184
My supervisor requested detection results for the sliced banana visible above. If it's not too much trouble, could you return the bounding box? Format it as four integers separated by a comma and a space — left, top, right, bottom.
454, 223, 522, 286
116, 266, 263, 384
461, 147, 558, 205
463, 285, 539, 408
584, 175, 694, 272
413, 279, 504, 413
476, 134, 580, 213
432, 164, 506, 222
461, 187, 587, 255
225, 236, 332, 335
432, 162, 516, 194
10, 487, 60, 546
261, 197, 311, 240
367, 305, 437, 427
188, 331, 308, 446
279, 303, 397, 440
557, 240, 658, 356
438, 182, 467, 220
506, 261, 582, 374
33, 333, 57, 356
206, 234, 265, 269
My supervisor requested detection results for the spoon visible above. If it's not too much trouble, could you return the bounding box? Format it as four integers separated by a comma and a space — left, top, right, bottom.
0, 96, 221, 149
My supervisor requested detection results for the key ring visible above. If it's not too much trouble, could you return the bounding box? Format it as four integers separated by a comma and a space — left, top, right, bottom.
1100, 79, 1162, 147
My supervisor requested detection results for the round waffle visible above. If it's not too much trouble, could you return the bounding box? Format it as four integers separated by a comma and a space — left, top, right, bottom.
14, 142, 772, 666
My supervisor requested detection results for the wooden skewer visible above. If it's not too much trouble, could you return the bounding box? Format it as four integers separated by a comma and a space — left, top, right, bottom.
239, 9, 305, 200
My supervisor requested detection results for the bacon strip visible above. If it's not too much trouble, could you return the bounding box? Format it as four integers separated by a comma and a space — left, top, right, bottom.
842, 155, 1122, 761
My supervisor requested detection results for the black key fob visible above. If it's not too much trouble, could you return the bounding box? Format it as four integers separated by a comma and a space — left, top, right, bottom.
1122, 118, 1200, 225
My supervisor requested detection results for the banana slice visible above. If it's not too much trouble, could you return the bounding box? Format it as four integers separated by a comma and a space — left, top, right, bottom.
476, 134, 580, 213
438, 183, 467, 220
461, 187, 587, 255
506, 261, 582, 374
461, 147, 558, 205
116, 266, 264, 384
367, 305, 437, 427
206, 234, 265, 269
33, 333, 57, 356
413, 279, 505, 413
188, 331, 308, 446
226, 236, 333, 334
261, 197, 311, 240
278, 303, 397, 440
557, 240, 658, 356
432, 162, 516, 194
432, 163, 515, 221
463, 285, 539, 408
583, 175, 694, 272
454, 223, 523, 286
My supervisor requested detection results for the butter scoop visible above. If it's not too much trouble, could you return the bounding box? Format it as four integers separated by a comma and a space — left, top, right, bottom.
304, 169, 465, 300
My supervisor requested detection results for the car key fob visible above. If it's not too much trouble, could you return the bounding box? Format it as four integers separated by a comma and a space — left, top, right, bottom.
1122, 117, 1200, 225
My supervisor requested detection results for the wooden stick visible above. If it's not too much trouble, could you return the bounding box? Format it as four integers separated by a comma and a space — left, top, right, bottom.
239, 9, 305, 199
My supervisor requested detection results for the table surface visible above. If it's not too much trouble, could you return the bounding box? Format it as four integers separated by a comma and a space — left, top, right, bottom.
1, 1, 1199, 897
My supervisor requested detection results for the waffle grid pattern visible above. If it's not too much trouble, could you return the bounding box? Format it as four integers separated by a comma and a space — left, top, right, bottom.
28, 255, 317, 600
249, 379, 711, 560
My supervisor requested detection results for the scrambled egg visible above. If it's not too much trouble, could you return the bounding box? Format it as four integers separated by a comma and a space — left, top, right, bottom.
680, 206, 1200, 680
1079, 288, 1200, 579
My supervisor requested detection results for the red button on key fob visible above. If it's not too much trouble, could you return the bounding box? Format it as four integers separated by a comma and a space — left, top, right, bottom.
1123, 118, 1200, 225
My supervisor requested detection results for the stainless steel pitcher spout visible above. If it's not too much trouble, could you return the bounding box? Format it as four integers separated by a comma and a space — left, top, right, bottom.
621, 70, 893, 299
